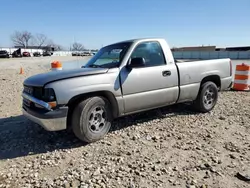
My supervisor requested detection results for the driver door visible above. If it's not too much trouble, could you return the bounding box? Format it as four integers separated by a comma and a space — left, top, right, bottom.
120, 41, 179, 114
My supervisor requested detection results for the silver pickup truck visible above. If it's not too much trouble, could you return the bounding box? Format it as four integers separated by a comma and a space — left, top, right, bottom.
22, 38, 233, 143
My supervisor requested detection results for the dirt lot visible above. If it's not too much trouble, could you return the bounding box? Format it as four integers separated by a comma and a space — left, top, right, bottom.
0, 56, 88, 69
0, 58, 249, 188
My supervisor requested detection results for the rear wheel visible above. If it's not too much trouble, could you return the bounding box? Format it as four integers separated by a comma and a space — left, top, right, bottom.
72, 96, 113, 143
192, 81, 218, 113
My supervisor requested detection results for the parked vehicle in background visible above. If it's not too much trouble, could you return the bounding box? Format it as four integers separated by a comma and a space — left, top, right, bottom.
72, 51, 92, 56
33, 52, 41, 57
42, 50, 52, 56
80, 51, 87, 56
72, 51, 79, 56
91, 50, 98, 55
79, 52, 85, 56
22, 52, 31, 57
12, 48, 22, 58
22, 38, 233, 143
0, 50, 10, 58
83, 50, 92, 56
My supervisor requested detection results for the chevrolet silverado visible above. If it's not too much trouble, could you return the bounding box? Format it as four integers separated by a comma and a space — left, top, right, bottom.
22, 38, 233, 143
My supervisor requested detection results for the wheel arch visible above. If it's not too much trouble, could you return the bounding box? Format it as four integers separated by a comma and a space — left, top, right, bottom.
193, 79, 219, 113
200, 75, 221, 90
66, 91, 119, 128
193, 75, 221, 101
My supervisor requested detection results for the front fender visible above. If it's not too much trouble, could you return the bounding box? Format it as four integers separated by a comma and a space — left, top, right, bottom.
44, 70, 122, 105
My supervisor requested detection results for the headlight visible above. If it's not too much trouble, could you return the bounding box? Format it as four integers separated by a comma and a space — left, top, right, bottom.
43, 88, 56, 102
42, 88, 57, 109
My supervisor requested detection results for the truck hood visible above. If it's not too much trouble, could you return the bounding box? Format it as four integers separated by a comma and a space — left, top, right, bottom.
24, 68, 109, 87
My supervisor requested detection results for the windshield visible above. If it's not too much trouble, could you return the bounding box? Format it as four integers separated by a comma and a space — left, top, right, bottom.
84, 42, 132, 68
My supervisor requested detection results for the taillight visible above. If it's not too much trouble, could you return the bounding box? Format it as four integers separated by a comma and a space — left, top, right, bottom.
229, 60, 232, 76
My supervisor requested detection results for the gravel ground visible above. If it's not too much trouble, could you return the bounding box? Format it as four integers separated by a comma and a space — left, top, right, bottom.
0, 56, 88, 69
0, 61, 249, 188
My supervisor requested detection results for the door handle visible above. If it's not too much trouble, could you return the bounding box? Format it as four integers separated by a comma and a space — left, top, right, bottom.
162, 70, 171, 77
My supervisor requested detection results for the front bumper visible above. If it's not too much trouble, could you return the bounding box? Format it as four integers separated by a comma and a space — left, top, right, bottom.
22, 106, 68, 131
22, 92, 68, 131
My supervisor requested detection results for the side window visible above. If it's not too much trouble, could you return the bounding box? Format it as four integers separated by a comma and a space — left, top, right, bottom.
130, 41, 166, 67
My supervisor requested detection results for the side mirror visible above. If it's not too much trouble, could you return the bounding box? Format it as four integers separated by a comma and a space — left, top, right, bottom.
127, 57, 145, 68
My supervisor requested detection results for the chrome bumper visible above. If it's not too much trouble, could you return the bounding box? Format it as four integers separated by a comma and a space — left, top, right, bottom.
22, 93, 68, 131
22, 92, 52, 110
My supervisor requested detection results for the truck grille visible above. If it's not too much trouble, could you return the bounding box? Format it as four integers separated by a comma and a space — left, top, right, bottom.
23, 86, 43, 99
23, 86, 33, 95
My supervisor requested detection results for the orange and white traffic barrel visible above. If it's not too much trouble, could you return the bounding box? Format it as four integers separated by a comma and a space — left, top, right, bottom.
232, 63, 250, 91
51, 61, 62, 71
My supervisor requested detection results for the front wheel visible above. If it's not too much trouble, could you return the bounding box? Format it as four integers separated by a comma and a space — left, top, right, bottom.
72, 96, 113, 143
192, 81, 218, 113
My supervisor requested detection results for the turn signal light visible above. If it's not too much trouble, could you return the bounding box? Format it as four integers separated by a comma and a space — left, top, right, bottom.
48, 101, 57, 108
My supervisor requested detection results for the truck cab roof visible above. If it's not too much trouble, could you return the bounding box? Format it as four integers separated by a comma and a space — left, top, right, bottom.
111, 38, 167, 45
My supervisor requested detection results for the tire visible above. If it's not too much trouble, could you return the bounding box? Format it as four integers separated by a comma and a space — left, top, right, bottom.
192, 81, 218, 113
71, 96, 113, 143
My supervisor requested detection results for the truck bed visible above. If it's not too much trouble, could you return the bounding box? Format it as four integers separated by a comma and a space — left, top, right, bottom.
175, 58, 232, 103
